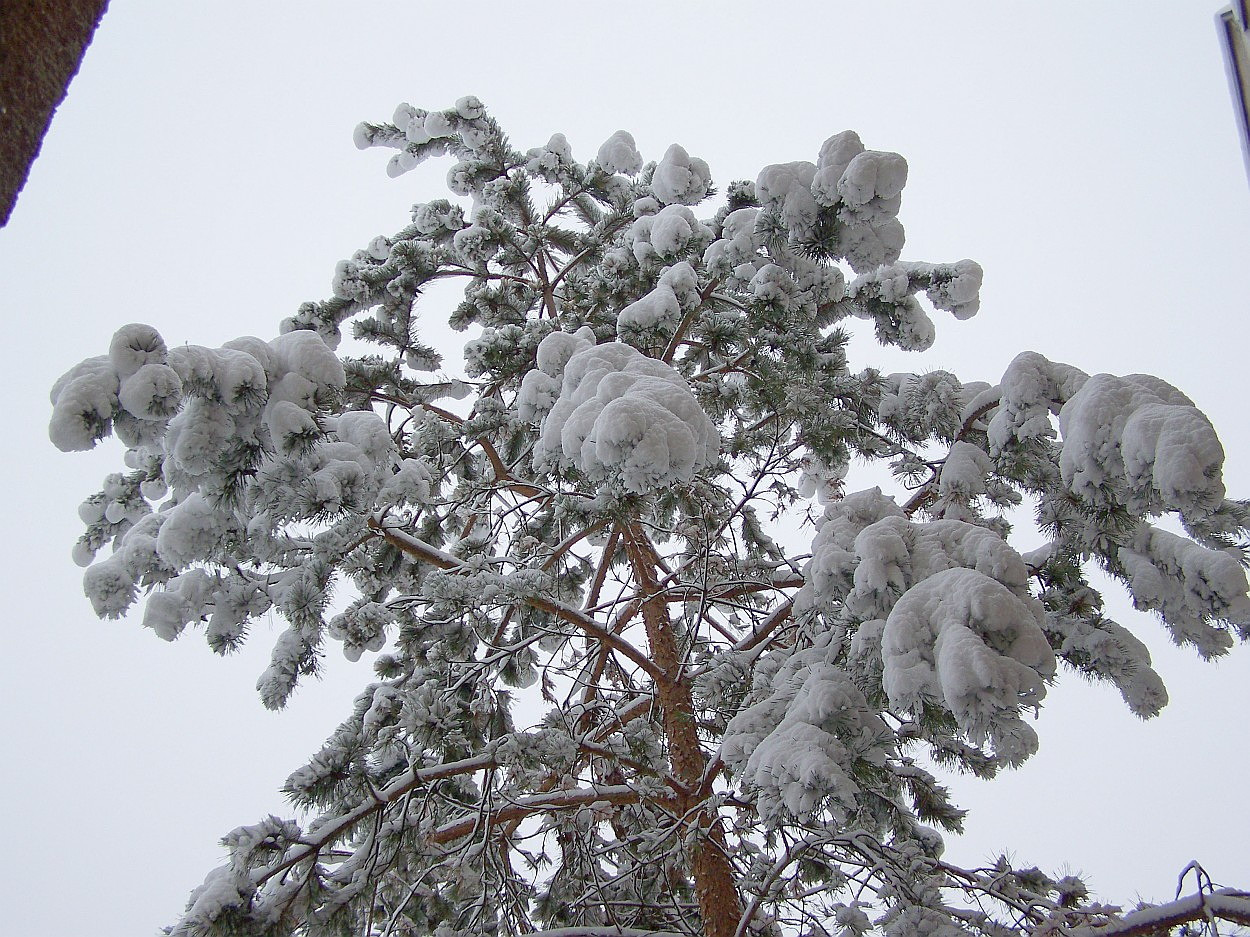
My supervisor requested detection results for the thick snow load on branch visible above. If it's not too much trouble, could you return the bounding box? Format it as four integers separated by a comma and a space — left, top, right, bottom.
1060, 373, 1226, 522
756, 161, 821, 240
1120, 524, 1250, 656
794, 487, 906, 615
595, 130, 643, 176
990, 352, 1228, 523
796, 495, 1055, 763
616, 262, 701, 340
755, 131, 910, 272
846, 515, 1035, 622
651, 144, 712, 206
882, 566, 1054, 765
522, 329, 717, 492
626, 206, 713, 265
987, 351, 1089, 453
723, 653, 893, 822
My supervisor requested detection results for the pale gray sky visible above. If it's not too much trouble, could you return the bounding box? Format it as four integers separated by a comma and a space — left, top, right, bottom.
2, 3, 1248, 934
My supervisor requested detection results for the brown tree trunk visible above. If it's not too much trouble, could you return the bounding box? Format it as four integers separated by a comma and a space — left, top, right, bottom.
622, 522, 742, 937
0, 0, 111, 226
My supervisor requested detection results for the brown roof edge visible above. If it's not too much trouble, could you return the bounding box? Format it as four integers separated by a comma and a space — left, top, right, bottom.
0, 0, 111, 228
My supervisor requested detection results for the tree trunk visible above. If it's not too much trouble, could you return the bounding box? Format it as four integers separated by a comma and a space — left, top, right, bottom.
623, 522, 742, 937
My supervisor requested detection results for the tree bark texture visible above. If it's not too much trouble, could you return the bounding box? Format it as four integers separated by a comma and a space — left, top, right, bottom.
623, 522, 743, 937
1, 0, 110, 226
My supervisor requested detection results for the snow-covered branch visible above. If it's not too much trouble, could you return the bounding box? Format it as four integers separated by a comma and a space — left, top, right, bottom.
1077, 890, 1250, 937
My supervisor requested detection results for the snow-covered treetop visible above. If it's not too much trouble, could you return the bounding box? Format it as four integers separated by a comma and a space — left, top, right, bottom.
52, 98, 1249, 937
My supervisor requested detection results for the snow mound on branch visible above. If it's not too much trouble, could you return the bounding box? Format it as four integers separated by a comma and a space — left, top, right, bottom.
989, 353, 1228, 523
616, 262, 700, 341
749, 131, 909, 271
1060, 372, 1226, 521
797, 500, 1056, 764
882, 566, 1054, 765
49, 356, 121, 451
987, 351, 1089, 453
842, 261, 984, 351
626, 205, 712, 265
794, 487, 905, 615
651, 144, 712, 206
724, 661, 892, 821
1119, 524, 1250, 657
523, 329, 718, 492
596, 130, 643, 175
756, 161, 820, 240
702, 207, 764, 282
846, 515, 1032, 622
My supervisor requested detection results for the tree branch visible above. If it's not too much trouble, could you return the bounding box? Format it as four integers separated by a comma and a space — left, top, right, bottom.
1076, 890, 1250, 937
370, 517, 664, 681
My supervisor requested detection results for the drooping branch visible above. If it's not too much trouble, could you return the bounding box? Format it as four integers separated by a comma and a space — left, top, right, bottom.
252, 750, 500, 886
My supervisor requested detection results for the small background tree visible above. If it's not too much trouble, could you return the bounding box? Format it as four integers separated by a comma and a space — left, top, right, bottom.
49, 94, 1250, 937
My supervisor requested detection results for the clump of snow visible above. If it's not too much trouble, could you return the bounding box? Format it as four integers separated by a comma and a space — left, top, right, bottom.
923, 259, 984, 319
844, 262, 984, 351
82, 554, 136, 618
49, 356, 120, 451
777, 132, 912, 272
269, 330, 347, 395
596, 130, 643, 175
796, 456, 848, 506
617, 281, 681, 338
651, 144, 712, 205
847, 517, 1032, 620
1047, 612, 1168, 717
798, 500, 1055, 764
108, 323, 168, 378
423, 111, 457, 139
882, 566, 1054, 765
811, 131, 865, 206
156, 493, 224, 567
756, 161, 820, 240
991, 354, 1230, 525
518, 326, 596, 422
1060, 372, 1226, 522
748, 264, 799, 311
724, 660, 892, 821
702, 207, 764, 281
626, 204, 711, 264
454, 95, 484, 119
118, 363, 183, 421
379, 457, 435, 507
987, 351, 1089, 454
525, 331, 717, 493
616, 262, 700, 342
794, 487, 905, 616
143, 569, 216, 641
837, 150, 908, 207
1119, 523, 1250, 657
933, 441, 995, 520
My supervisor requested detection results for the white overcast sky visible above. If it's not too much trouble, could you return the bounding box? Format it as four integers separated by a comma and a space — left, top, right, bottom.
2, 3, 1248, 935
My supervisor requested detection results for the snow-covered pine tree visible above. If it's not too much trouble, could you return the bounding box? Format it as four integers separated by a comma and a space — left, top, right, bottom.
51, 98, 1250, 937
